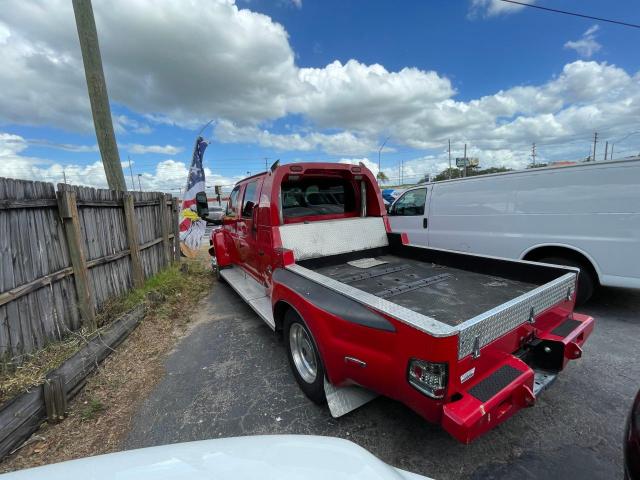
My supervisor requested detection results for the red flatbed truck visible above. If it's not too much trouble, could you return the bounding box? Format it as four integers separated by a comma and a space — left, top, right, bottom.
209, 162, 594, 443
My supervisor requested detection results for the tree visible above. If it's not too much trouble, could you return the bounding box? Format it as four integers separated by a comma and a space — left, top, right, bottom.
376, 171, 389, 183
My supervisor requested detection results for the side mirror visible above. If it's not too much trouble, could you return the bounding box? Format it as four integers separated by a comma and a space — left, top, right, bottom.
195, 191, 209, 219
387, 203, 396, 215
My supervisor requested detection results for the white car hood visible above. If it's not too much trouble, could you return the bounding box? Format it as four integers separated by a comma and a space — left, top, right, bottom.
0, 435, 431, 480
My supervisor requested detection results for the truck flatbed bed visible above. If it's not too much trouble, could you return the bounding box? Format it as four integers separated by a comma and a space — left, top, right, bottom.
309, 254, 537, 327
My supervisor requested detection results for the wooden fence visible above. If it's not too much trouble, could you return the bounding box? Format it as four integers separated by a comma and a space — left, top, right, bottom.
0, 177, 180, 364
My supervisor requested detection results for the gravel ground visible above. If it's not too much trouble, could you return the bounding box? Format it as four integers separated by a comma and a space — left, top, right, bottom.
125, 281, 640, 479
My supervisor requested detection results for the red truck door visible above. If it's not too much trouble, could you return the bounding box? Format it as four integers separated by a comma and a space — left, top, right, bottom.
236, 178, 262, 280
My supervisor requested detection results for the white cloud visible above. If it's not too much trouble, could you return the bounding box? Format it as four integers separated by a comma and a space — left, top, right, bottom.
292, 60, 454, 133
214, 120, 378, 156
338, 158, 379, 177
564, 25, 602, 58
469, 0, 535, 18
290, 0, 302, 9
127, 144, 183, 155
0, 0, 299, 130
0, 133, 238, 192
114, 115, 153, 134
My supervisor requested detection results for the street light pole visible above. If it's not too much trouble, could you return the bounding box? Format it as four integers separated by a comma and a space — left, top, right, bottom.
378, 137, 390, 180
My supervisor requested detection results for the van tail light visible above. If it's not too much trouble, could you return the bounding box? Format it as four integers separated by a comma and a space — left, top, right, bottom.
408, 359, 448, 399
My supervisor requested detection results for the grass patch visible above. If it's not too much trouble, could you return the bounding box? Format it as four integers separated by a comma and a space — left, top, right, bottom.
80, 399, 105, 421
0, 258, 213, 405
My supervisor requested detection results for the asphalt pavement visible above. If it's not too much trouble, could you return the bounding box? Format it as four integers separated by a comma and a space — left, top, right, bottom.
125, 280, 640, 479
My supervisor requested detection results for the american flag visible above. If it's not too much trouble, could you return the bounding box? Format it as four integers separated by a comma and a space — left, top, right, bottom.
179, 136, 209, 253
181, 135, 208, 209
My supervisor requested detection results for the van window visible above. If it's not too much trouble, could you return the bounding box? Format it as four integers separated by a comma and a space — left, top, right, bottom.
242, 180, 259, 218
392, 188, 427, 216
226, 185, 240, 217
281, 178, 355, 218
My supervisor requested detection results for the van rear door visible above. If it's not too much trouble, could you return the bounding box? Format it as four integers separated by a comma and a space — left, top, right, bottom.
388, 187, 429, 245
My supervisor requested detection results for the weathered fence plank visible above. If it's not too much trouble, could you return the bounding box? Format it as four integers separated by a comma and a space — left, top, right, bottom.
123, 193, 144, 289
160, 193, 171, 266
171, 197, 180, 263
57, 190, 96, 330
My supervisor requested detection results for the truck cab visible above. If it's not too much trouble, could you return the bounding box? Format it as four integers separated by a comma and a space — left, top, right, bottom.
212, 162, 385, 290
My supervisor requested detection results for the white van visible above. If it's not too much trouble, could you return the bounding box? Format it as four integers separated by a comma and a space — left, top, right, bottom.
388, 158, 640, 304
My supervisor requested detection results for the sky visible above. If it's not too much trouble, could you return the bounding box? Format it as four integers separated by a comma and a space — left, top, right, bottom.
0, 0, 639, 193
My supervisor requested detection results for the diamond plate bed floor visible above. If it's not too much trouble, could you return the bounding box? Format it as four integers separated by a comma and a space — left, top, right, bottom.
312, 254, 537, 326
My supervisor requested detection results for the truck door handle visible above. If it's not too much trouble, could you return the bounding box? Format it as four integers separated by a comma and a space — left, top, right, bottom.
423, 218, 428, 229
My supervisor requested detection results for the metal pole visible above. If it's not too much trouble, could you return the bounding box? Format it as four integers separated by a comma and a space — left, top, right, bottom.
264, 157, 269, 171
128, 156, 135, 190
463, 143, 467, 178
592, 131, 598, 162
137, 174, 142, 192
604, 141, 608, 161
531, 143, 536, 167
378, 137, 390, 178
448, 139, 451, 180
72, 0, 126, 191
610, 144, 614, 160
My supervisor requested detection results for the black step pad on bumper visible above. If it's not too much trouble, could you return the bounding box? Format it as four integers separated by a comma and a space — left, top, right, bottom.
469, 365, 523, 402
551, 319, 581, 338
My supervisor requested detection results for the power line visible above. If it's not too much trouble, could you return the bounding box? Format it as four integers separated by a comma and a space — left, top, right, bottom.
497, 0, 640, 29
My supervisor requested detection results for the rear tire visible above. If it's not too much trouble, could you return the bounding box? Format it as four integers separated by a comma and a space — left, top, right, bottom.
284, 309, 326, 404
538, 256, 595, 306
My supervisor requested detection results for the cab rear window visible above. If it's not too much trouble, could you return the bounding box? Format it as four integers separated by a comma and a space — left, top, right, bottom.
281, 178, 356, 218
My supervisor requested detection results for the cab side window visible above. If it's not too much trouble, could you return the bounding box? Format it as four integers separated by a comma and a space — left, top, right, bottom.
226, 186, 240, 217
241, 181, 259, 218
391, 188, 427, 216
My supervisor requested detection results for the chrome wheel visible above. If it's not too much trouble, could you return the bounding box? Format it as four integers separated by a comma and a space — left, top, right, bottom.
289, 323, 317, 384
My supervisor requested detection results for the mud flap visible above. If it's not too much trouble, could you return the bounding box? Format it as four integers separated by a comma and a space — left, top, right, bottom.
323, 378, 378, 418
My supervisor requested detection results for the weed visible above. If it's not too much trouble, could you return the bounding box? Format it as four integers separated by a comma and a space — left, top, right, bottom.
80, 399, 105, 421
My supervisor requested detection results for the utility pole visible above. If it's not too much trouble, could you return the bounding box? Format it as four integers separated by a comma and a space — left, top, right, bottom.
264, 157, 269, 171
448, 139, 452, 180
72, 0, 126, 191
463, 143, 467, 178
531, 143, 537, 167
137, 173, 142, 192
128, 156, 135, 190
610, 144, 614, 160
63, 169, 67, 185
592, 131, 598, 162
604, 141, 608, 161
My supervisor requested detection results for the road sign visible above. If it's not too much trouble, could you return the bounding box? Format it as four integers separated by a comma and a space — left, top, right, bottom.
456, 157, 479, 168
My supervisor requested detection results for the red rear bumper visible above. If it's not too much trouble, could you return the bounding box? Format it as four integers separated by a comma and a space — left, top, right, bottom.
442, 313, 594, 443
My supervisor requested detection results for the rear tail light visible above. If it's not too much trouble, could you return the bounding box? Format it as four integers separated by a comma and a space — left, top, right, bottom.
408, 359, 448, 399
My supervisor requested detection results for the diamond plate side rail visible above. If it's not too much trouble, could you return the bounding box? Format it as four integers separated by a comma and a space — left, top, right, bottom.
457, 273, 576, 359
286, 264, 455, 337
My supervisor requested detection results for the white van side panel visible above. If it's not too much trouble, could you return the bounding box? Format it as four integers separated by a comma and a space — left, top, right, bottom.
426, 160, 640, 288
